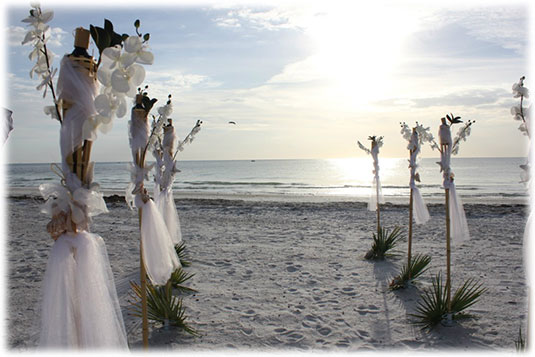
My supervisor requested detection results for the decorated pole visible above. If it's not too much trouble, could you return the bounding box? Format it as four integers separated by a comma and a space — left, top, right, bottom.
132, 94, 150, 348
127, 89, 181, 347
23, 5, 129, 348
358, 136, 384, 235
437, 114, 473, 320
407, 140, 414, 278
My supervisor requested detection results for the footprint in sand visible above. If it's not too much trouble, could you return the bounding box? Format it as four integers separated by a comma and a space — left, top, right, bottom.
317, 326, 332, 336
356, 304, 380, 315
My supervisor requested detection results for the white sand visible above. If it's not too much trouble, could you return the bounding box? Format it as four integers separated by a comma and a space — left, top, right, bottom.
5, 192, 528, 351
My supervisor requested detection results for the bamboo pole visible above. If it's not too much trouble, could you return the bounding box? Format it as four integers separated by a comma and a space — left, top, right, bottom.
372, 140, 381, 236
445, 187, 452, 315
408, 187, 414, 279
139, 208, 149, 348
133, 106, 150, 349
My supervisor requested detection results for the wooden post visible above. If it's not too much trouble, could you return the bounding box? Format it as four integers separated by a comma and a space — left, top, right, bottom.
445, 187, 452, 314
139, 208, 149, 349
372, 139, 380, 236
408, 187, 414, 279
133, 104, 150, 349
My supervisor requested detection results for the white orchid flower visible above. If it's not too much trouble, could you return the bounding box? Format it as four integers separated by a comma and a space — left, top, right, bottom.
123, 35, 154, 65
110, 64, 145, 96
21, 9, 54, 26
36, 67, 57, 98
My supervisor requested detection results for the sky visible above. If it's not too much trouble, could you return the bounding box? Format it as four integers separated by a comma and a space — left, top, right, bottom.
1, 0, 532, 163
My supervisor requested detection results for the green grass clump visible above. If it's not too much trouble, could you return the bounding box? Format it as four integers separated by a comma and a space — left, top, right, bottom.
175, 242, 191, 267
170, 267, 197, 293
410, 272, 487, 330
515, 326, 526, 351
364, 226, 403, 260
129, 281, 199, 336
390, 253, 431, 290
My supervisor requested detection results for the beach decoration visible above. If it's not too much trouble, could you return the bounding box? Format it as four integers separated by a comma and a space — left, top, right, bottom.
390, 123, 434, 289
411, 114, 485, 329
3, 108, 13, 144
22, 5, 128, 348
358, 136, 403, 260
152, 105, 202, 265
511, 76, 530, 350
127, 87, 182, 347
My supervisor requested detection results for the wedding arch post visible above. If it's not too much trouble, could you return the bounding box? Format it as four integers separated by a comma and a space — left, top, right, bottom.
407, 128, 416, 278
372, 139, 381, 236
439, 117, 453, 316
23, 6, 128, 346
132, 94, 150, 348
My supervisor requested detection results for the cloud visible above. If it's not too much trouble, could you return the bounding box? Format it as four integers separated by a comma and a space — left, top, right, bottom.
7, 25, 68, 48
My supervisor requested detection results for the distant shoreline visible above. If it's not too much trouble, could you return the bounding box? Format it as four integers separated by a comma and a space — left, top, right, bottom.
6, 186, 529, 206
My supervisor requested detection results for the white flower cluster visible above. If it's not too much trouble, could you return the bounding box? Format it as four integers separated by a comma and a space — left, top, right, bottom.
400, 122, 437, 150
86, 37, 154, 140
149, 100, 174, 149
451, 120, 474, 155
21, 3, 60, 120
511, 76, 530, 138
175, 120, 203, 155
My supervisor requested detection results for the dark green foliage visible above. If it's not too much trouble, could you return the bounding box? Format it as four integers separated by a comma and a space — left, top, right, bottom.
170, 267, 196, 293
515, 326, 526, 351
175, 242, 191, 267
444, 113, 462, 124
389, 253, 431, 290
89, 19, 123, 58
364, 226, 403, 260
410, 272, 486, 330
129, 281, 198, 336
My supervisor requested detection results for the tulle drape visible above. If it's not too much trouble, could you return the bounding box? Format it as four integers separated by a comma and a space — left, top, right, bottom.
408, 130, 430, 224
39, 231, 127, 349
39, 55, 127, 349
368, 145, 384, 211
129, 108, 181, 286
140, 199, 181, 285
57, 56, 98, 174
155, 188, 182, 246
439, 124, 469, 243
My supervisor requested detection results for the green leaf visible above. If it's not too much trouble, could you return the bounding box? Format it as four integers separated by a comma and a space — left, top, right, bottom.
135, 19, 140, 28
143, 33, 150, 42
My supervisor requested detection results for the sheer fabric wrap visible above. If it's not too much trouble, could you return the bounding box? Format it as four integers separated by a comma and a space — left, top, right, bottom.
39, 55, 127, 349
439, 125, 469, 243
154, 126, 182, 245
408, 130, 430, 224
57, 56, 97, 174
368, 145, 384, 211
129, 109, 181, 285
39, 231, 127, 349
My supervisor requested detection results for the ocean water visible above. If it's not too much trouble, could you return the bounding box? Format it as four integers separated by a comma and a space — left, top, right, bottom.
6, 157, 528, 203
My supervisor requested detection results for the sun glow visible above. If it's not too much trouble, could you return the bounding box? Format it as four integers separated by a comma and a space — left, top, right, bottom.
306, 4, 420, 107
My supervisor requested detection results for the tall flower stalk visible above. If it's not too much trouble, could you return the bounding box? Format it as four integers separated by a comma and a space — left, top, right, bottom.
21, 3, 62, 122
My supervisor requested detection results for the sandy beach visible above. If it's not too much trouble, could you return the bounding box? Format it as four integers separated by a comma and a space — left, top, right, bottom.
5, 192, 528, 351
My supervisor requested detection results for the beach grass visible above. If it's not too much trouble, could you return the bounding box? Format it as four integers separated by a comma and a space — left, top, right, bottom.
364, 226, 403, 260
411, 272, 487, 330
129, 281, 199, 336
389, 253, 431, 290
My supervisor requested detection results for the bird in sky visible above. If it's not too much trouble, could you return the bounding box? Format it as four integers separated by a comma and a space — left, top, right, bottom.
228, 121, 236, 125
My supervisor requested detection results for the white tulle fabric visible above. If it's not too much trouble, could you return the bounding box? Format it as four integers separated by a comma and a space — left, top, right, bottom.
39, 231, 128, 349
439, 124, 469, 243
39, 56, 127, 349
368, 144, 384, 211
57, 56, 97, 174
129, 109, 181, 285
154, 126, 182, 245
408, 131, 430, 224
140, 199, 181, 285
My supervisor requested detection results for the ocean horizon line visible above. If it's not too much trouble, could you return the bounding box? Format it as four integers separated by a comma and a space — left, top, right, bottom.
6, 155, 527, 165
